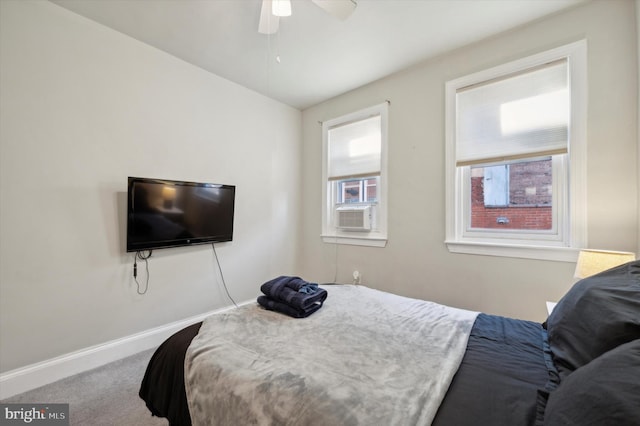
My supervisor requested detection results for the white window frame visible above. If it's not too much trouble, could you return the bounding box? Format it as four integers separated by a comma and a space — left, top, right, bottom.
321, 103, 388, 247
445, 41, 587, 262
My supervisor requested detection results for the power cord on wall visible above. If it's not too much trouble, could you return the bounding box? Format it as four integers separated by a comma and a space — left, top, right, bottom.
212, 243, 238, 308
328, 234, 359, 287
332, 233, 339, 284
133, 250, 152, 295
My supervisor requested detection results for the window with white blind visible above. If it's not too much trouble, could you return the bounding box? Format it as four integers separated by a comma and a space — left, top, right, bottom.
321, 103, 388, 247
445, 41, 587, 261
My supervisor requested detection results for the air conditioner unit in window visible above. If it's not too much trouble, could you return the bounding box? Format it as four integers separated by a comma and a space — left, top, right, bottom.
336, 206, 371, 231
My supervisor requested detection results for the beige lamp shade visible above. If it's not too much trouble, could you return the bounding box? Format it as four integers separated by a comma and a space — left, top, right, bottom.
574, 249, 636, 279
162, 186, 176, 200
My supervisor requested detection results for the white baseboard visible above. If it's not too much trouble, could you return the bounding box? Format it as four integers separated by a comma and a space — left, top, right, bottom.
0, 301, 252, 400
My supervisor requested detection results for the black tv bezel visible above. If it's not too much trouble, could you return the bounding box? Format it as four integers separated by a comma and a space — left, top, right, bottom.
126, 177, 235, 252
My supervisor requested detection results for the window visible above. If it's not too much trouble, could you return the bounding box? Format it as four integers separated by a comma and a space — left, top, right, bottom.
339, 178, 378, 204
445, 41, 587, 261
321, 103, 388, 247
472, 158, 552, 229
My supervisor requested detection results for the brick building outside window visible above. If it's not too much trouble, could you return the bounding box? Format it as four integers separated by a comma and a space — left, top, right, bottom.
471, 158, 552, 230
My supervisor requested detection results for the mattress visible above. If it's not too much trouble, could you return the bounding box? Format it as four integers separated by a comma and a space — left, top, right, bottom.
140, 313, 552, 425
140, 262, 640, 425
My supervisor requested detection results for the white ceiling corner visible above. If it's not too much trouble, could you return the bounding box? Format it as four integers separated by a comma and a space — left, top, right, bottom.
49, 0, 587, 110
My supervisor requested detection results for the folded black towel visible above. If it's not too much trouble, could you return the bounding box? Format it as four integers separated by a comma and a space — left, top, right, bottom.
260, 276, 328, 311
257, 295, 323, 319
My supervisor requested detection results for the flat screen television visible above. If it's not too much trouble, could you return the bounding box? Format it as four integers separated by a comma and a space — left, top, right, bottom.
127, 177, 235, 252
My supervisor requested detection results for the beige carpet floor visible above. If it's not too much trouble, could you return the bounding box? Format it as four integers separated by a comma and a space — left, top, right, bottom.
1, 349, 168, 426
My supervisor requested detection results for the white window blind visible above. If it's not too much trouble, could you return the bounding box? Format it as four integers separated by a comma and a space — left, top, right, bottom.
328, 115, 381, 181
456, 59, 568, 166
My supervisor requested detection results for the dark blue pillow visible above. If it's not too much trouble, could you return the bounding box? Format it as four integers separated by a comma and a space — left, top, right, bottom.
543, 339, 640, 426
544, 260, 640, 378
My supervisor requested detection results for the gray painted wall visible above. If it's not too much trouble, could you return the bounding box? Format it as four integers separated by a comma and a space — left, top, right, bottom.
0, 0, 302, 373
300, 0, 638, 321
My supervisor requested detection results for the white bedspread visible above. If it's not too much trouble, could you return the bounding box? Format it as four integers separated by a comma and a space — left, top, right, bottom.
185, 285, 478, 426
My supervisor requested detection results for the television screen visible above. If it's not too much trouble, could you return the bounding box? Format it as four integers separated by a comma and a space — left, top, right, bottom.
127, 177, 235, 252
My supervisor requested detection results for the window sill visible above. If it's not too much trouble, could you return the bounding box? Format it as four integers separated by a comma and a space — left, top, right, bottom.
322, 234, 387, 247
445, 240, 579, 262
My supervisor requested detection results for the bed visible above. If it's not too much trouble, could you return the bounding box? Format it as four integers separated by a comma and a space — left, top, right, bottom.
140, 262, 640, 425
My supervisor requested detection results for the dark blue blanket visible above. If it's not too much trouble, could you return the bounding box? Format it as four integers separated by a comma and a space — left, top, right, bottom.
257, 295, 323, 318
260, 276, 327, 310
258, 276, 327, 318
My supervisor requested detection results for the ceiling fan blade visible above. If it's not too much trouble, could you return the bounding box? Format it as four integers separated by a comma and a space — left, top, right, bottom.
258, 0, 280, 34
311, 0, 357, 21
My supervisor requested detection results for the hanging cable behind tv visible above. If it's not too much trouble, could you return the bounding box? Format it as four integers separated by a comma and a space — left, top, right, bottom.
133, 250, 152, 295
212, 243, 237, 308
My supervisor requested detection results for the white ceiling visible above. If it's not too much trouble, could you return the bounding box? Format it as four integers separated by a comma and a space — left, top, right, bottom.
51, 0, 587, 110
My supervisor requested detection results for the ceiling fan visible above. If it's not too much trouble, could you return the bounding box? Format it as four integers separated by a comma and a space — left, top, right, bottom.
258, 0, 358, 34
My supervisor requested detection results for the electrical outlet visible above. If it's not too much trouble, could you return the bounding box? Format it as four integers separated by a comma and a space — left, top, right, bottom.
352, 270, 361, 284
